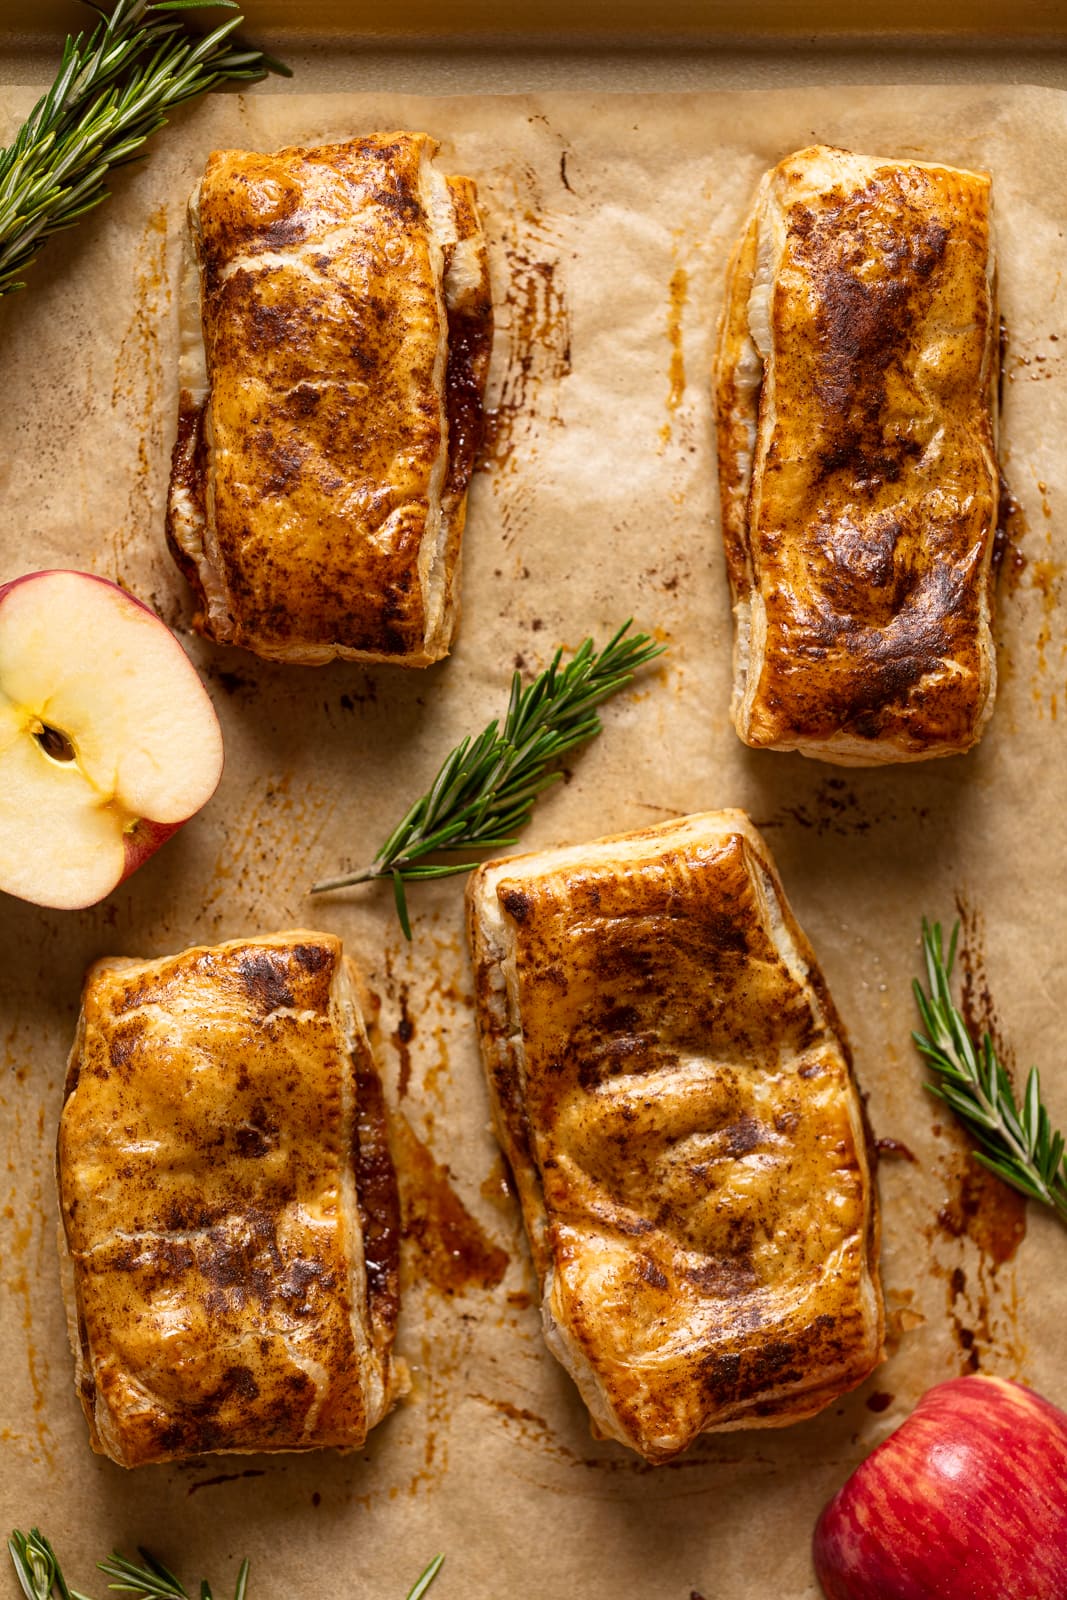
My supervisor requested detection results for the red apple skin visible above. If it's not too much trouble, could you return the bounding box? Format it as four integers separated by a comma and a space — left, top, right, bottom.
814, 1375, 1067, 1600
121, 817, 182, 883
0, 569, 160, 613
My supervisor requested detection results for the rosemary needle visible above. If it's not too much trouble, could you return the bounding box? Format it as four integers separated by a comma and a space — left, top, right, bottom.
913, 917, 1067, 1222
311, 619, 666, 937
0, 0, 289, 298
406, 1555, 445, 1600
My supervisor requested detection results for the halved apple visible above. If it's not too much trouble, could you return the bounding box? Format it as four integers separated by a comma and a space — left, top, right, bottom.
0, 570, 224, 910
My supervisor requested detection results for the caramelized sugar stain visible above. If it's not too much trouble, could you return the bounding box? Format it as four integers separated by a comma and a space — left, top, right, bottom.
403, 1329, 458, 1498
3, 1095, 58, 1466
997, 468, 1064, 714
479, 175, 571, 479
380, 927, 475, 1112
760, 776, 877, 837
883, 1288, 926, 1357
391, 982, 415, 1100
665, 264, 688, 419
187, 1468, 266, 1496
392, 1113, 508, 1297
921, 900, 1027, 1376
937, 1166, 1026, 1271
995, 476, 1027, 597
953, 895, 1016, 1074
874, 1137, 917, 1163
201, 769, 335, 929
108, 204, 170, 579
481, 1154, 518, 1213
1029, 553, 1064, 698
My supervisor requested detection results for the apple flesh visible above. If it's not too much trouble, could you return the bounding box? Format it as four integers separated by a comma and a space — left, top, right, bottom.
814, 1374, 1067, 1600
0, 570, 224, 910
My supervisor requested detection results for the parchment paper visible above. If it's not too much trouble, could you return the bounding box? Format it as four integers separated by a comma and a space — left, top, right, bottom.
0, 81, 1065, 1600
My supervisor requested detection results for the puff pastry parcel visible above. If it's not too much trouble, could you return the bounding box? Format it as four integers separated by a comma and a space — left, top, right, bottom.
467, 811, 883, 1464
716, 145, 999, 764
57, 931, 402, 1467
167, 132, 492, 666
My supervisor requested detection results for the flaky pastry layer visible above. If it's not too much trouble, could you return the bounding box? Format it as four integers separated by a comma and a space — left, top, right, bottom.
166, 132, 492, 666
467, 812, 883, 1463
715, 144, 999, 764
57, 931, 403, 1467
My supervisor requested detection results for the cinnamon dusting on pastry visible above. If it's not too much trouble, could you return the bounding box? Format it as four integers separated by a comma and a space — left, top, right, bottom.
716, 147, 999, 763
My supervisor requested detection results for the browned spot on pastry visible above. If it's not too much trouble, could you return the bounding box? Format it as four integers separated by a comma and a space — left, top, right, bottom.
500, 888, 531, 922
235, 949, 296, 1012
293, 942, 331, 974
107, 1018, 146, 1075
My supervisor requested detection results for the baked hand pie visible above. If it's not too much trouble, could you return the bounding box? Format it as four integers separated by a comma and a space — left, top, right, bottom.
466, 811, 883, 1464
715, 144, 999, 764
167, 132, 492, 666
57, 931, 402, 1467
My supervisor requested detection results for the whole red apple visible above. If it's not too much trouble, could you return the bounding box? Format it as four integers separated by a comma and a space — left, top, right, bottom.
814, 1374, 1067, 1600
0, 569, 224, 909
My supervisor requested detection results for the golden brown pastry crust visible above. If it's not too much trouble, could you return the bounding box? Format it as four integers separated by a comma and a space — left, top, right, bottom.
57, 932, 402, 1467
715, 145, 999, 764
466, 812, 883, 1464
166, 132, 492, 666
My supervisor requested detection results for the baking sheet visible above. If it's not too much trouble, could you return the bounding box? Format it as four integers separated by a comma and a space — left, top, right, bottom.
0, 80, 1064, 1600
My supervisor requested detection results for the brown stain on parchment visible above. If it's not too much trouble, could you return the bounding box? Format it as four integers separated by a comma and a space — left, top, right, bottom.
473, 1385, 785, 1481
997, 467, 1064, 717
107, 204, 169, 579
381, 928, 474, 1111
187, 1468, 266, 1496
393, 1112, 508, 1297
954, 895, 1018, 1077
1029, 554, 1063, 710
995, 477, 1027, 598
3, 1094, 58, 1467
391, 983, 415, 1100
480, 175, 571, 484
766, 775, 875, 837
201, 769, 335, 931
883, 1288, 926, 1357
923, 899, 1027, 1376
665, 265, 688, 419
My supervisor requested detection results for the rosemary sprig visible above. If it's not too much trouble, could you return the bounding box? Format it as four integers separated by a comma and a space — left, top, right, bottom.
95, 1548, 248, 1600
311, 619, 665, 937
0, 0, 289, 298
913, 917, 1067, 1221
8, 1535, 443, 1600
7, 1533, 247, 1600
